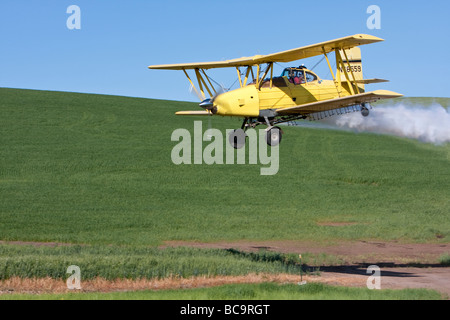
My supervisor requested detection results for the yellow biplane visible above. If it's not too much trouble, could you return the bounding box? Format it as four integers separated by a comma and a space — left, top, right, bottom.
149, 34, 402, 146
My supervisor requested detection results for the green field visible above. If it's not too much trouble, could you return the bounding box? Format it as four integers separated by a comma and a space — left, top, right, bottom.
2, 282, 442, 300
1, 88, 449, 245
0, 88, 449, 299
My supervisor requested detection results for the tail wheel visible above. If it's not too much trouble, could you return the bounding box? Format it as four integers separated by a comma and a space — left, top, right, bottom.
266, 126, 282, 146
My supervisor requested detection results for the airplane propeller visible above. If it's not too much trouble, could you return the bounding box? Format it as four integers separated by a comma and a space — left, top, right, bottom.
189, 84, 204, 101
201, 87, 225, 139
199, 86, 225, 114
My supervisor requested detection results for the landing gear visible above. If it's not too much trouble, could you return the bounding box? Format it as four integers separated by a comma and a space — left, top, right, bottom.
227, 117, 283, 148
228, 118, 249, 149
361, 103, 370, 117
262, 116, 282, 147
265, 126, 282, 146
228, 129, 246, 149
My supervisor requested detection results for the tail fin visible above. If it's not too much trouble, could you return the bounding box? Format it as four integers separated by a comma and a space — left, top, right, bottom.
337, 47, 364, 91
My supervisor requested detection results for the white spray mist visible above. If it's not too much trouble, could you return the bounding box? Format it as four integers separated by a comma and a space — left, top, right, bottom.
325, 103, 450, 145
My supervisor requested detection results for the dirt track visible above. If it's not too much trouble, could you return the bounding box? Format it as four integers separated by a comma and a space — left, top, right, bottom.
162, 240, 449, 264
162, 240, 450, 297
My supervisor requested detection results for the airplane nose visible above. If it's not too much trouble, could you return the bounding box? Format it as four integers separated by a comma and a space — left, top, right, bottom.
199, 98, 213, 110
212, 92, 229, 115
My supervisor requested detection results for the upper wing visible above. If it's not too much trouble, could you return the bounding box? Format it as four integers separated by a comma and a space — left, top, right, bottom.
149, 34, 383, 70
255, 34, 383, 64
148, 56, 262, 71
276, 90, 403, 116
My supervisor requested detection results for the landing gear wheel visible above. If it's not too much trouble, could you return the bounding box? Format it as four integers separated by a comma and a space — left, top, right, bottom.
361, 104, 370, 117
266, 126, 282, 146
228, 129, 247, 149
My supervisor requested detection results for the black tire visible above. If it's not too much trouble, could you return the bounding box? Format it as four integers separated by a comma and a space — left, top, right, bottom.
228, 129, 246, 149
361, 104, 370, 117
266, 126, 282, 146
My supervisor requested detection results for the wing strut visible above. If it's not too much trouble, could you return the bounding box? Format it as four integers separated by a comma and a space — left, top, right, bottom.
323, 47, 364, 98
182, 68, 218, 101
323, 48, 341, 97
257, 63, 274, 90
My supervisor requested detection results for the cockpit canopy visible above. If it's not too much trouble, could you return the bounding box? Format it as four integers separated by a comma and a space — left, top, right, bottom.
281, 67, 318, 85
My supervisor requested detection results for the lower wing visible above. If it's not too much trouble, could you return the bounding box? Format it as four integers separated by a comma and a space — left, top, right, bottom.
276, 90, 402, 116
175, 110, 211, 116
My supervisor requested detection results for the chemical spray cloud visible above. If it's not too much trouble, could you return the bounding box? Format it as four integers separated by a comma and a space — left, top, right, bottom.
323, 103, 450, 145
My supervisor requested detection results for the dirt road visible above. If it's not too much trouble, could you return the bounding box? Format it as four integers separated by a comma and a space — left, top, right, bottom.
163, 240, 450, 297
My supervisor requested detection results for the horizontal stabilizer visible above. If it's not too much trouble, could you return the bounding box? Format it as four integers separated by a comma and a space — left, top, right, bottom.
356, 78, 389, 84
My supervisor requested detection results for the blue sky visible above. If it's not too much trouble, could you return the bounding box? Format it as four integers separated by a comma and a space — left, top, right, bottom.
0, 0, 449, 102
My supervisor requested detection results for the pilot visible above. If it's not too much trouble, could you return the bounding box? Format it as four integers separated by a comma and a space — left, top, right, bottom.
294, 72, 305, 84
294, 75, 304, 85
288, 68, 305, 84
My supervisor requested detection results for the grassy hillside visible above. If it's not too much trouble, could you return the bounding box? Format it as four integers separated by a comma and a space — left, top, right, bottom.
379, 96, 450, 107
0, 88, 449, 245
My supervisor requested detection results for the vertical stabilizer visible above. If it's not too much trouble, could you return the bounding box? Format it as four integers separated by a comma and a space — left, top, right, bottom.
337, 47, 364, 91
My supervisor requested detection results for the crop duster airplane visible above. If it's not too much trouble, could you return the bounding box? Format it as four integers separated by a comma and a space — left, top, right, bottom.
149, 34, 402, 146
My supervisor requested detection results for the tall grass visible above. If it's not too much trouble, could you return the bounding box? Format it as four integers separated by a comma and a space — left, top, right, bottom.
439, 253, 450, 266
0, 244, 304, 280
